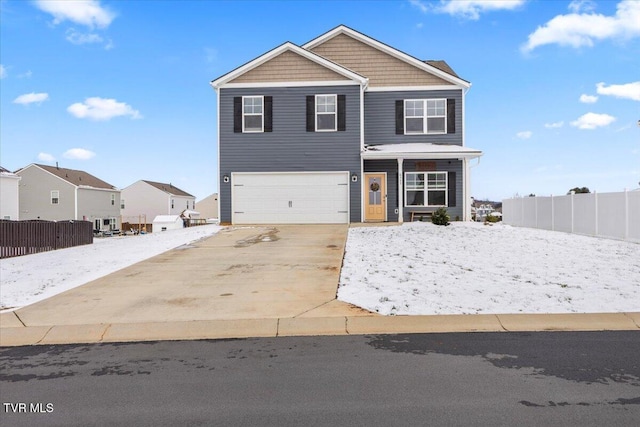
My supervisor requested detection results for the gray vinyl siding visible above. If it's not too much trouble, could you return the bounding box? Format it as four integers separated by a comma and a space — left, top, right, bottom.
219, 85, 361, 223
17, 166, 75, 220
364, 159, 463, 222
364, 89, 463, 146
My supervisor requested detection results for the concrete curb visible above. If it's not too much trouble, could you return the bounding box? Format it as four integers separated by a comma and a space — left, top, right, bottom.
2, 312, 638, 347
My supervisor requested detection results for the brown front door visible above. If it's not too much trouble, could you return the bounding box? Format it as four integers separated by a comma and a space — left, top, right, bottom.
364, 173, 386, 222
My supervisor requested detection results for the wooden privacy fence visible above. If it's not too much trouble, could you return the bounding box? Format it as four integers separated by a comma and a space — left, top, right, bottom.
0, 220, 93, 259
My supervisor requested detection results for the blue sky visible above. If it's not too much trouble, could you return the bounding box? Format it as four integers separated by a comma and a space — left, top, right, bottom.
1, 0, 639, 201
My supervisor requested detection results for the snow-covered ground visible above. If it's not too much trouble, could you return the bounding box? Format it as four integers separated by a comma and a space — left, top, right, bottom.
3, 221, 639, 316
338, 222, 640, 315
0, 225, 222, 310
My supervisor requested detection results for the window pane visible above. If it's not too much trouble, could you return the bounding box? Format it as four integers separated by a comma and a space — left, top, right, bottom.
427, 99, 445, 116
427, 173, 446, 189
245, 115, 262, 130
406, 173, 425, 190
406, 118, 423, 133
406, 191, 424, 206
428, 191, 446, 206
427, 117, 445, 133
317, 114, 335, 130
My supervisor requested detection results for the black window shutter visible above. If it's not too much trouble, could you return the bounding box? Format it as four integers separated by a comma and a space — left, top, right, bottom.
395, 100, 404, 135
337, 95, 346, 131
233, 97, 242, 133
448, 171, 456, 207
264, 96, 273, 132
447, 98, 456, 134
306, 96, 315, 132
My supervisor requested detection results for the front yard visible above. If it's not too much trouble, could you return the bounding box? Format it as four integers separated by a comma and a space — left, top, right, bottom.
338, 222, 640, 315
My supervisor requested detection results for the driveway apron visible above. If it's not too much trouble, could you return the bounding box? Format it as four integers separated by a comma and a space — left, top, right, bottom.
14, 225, 366, 327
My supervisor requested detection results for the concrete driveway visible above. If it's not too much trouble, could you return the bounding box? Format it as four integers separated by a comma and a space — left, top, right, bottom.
12, 225, 370, 327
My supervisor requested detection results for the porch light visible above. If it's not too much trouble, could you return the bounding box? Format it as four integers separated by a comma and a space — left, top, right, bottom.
351, 173, 358, 182
223, 175, 230, 183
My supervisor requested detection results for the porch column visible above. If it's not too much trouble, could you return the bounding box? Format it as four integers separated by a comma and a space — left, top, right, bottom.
397, 158, 403, 223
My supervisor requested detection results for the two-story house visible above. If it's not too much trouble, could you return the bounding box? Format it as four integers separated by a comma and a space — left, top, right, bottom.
0, 166, 21, 220
120, 180, 196, 230
16, 163, 121, 231
211, 25, 482, 224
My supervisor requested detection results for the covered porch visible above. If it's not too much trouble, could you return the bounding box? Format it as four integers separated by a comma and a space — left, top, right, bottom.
361, 143, 483, 223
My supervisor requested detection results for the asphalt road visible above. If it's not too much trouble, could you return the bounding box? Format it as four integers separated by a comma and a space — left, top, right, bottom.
1, 331, 639, 426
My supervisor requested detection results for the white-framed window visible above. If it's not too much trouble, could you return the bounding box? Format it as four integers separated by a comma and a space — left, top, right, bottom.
111, 194, 116, 206
405, 172, 448, 207
120, 199, 125, 209
109, 217, 117, 230
51, 190, 60, 205
404, 99, 446, 135
315, 94, 337, 131
243, 96, 263, 132
171, 199, 175, 209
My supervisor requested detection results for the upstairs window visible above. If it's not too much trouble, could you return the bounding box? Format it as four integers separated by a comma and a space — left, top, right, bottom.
404, 99, 446, 135
396, 98, 455, 135
243, 96, 263, 132
111, 194, 116, 206
51, 190, 59, 205
234, 96, 272, 133
121, 199, 125, 209
315, 95, 337, 131
306, 94, 346, 132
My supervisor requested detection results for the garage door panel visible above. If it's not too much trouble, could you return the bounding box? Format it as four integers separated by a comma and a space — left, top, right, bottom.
232, 172, 349, 224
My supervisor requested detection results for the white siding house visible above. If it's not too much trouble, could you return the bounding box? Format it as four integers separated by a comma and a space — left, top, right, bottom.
195, 193, 218, 220
0, 166, 21, 220
121, 180, 195, 232
16, 164, 121, 231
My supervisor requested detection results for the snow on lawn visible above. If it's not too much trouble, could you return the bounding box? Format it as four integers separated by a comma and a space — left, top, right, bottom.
0, 225, 222, 311
338, 222, 640, 315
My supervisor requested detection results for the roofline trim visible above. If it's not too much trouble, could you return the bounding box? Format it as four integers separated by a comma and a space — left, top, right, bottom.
302, 25, 471, 89
210, 41, 368, 89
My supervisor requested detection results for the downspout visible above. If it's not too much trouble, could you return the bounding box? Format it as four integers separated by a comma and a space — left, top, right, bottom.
214, 83, 222, 222
74, 185, 78, 220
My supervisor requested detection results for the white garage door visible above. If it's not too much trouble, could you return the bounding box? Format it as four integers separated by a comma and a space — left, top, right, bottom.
232, 172, 349, 224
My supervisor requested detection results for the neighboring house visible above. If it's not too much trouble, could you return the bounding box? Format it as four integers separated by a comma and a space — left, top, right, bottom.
195, 193, 219, 219
475, 204, 495, 221
16, 164, 121, 231
211, 25, 482, 224
120, 180, 196, 231
0, 166, 21, 220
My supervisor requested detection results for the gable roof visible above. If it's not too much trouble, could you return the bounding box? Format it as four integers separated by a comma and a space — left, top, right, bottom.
142, 180, 194, 198
210, 42, 367, 89
303, 25, 470, 88
424, 60, 459, 78
24, 164, 117, 189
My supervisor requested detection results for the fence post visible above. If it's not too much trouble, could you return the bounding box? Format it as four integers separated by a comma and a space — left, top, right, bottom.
625, 188, 629, 240
570, 190, 575, 233
594, 191, 598, 237
551, 194, 554, 231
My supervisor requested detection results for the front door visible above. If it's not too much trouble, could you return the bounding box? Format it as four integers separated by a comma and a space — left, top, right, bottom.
364, 173, 386, 222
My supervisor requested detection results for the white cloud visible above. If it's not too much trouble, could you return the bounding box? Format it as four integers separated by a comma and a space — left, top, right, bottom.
544, 121, 564, 129
37, 152, 56, 162
13, 92, 50, 105
568, 0, 596, 13
409, 0, 429, 13
516, 130, 533, 139
579, 94, 598, 103
522, 0, 640, 52
33, 0, 115, 29
0, 64, 6, 79
427, 0, 526, 20
65, 28, 104, 45
18, 70, 33, 79
63, 148, 96, 160
67, 97, 142, 121
596, 81, 640, 101
570, 112, 616, 129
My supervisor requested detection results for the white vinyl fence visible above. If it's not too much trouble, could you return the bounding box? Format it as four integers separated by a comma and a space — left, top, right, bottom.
503, 190, 640, 243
